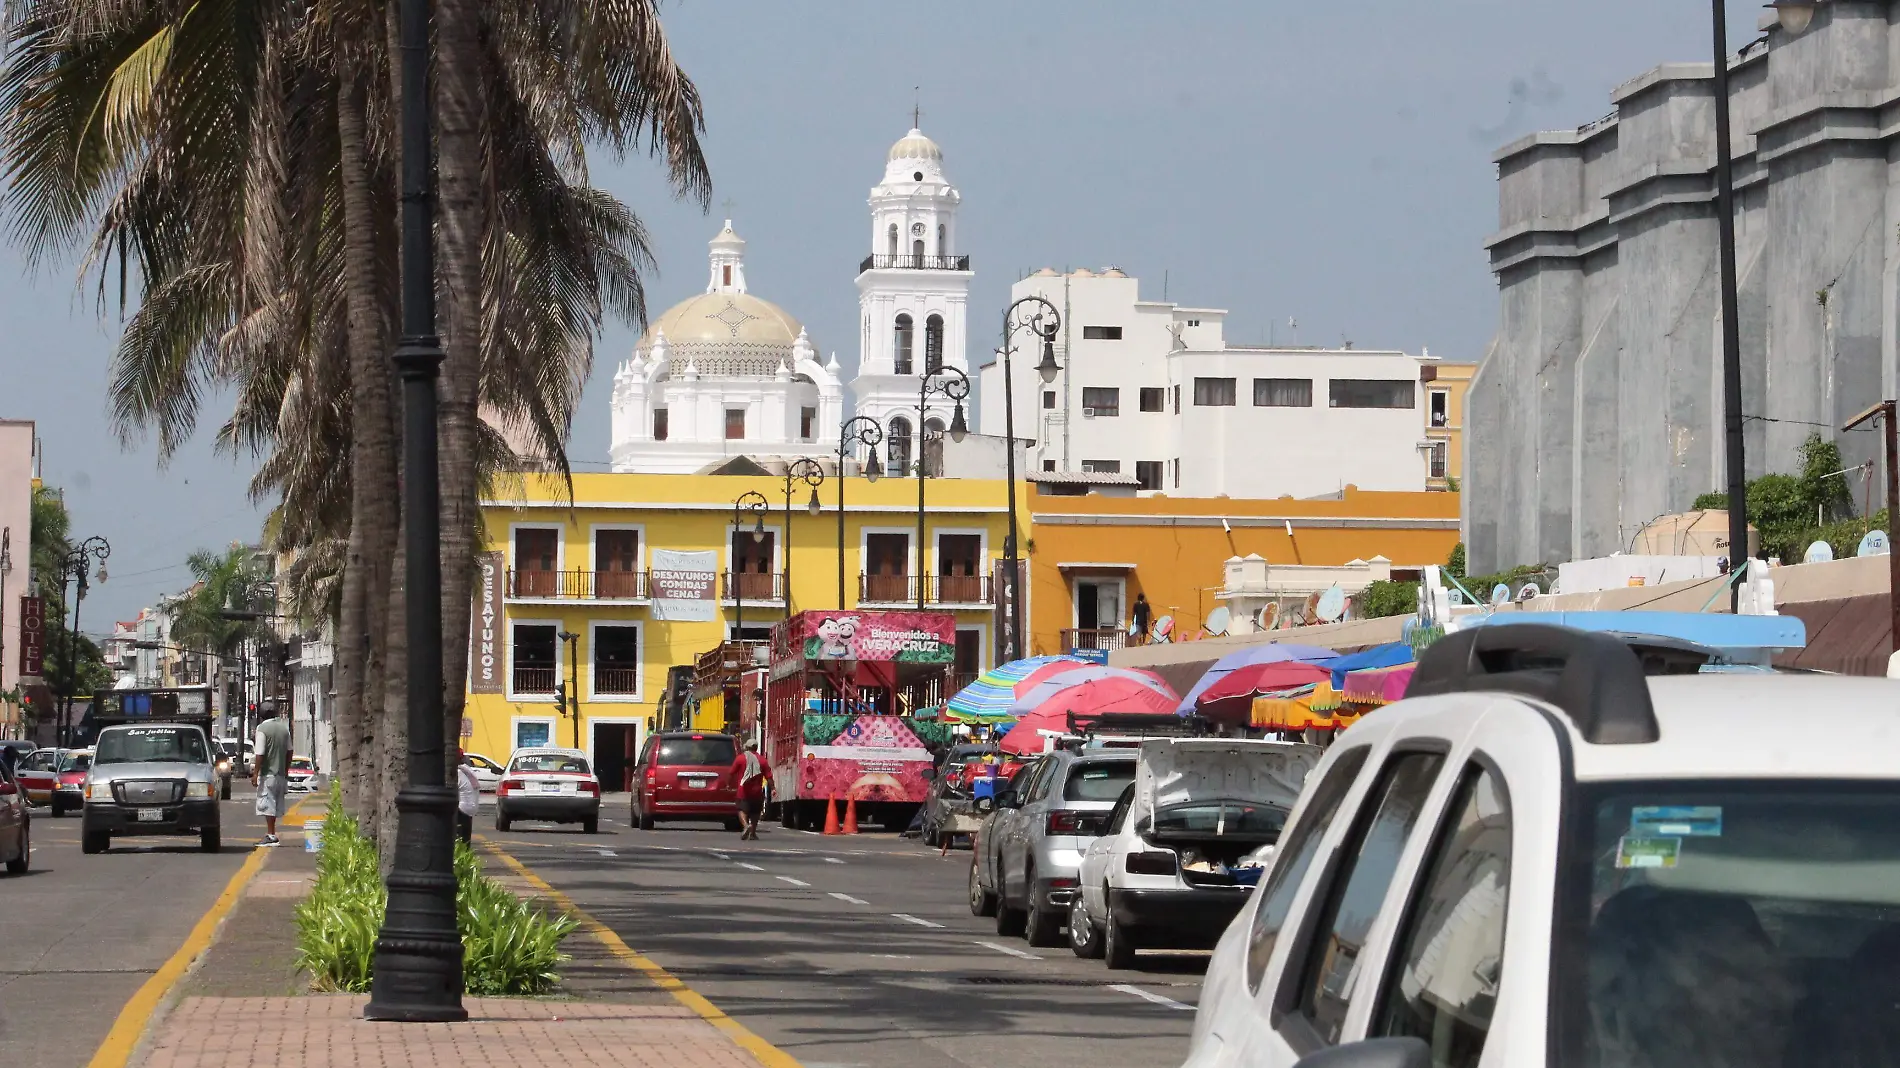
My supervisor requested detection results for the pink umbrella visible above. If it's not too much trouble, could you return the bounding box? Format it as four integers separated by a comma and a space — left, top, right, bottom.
1014, 659, 1093, 695
1004, 665, 1176, 721
998, 673, 1182, 755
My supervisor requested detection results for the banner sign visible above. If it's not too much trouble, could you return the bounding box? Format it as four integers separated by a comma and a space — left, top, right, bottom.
650, 549, 719, 621
992, 559, 1025, 663
18, 595, 43, 679
469, 553, 504, 693
779, 610, 954, 663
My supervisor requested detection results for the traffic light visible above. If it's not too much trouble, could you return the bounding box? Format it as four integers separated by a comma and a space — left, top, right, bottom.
555, 681, 567, 717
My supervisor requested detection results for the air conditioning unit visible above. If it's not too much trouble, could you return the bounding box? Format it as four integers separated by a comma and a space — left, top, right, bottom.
1082, 408, 1096, 419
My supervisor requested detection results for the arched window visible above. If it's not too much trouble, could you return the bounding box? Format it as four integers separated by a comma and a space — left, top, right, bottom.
887, 223, 898, 258
888, 417, 913, 478
923, 418, 946, 477
924, 314, 945, 374
912, 238, 925, 261
937, 223, 947, 254
893, 314, 914, 375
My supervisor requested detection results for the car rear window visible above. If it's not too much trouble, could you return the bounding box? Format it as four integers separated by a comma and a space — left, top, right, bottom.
657, 737, 736, 766
1152, 799, 1288, 838
58, 752, 91, 773
1065, 761, 1136, 802
510, 753, 590, 774
96, 727, 208, 765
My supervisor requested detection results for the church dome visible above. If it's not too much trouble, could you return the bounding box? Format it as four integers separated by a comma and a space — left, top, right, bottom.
888, 128, 942, 163
642, 291, 801, 350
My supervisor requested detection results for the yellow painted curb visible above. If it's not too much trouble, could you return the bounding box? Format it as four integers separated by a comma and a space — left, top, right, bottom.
481, 839, 803, 1068
278, 794, 319, 828
85, 845, 273, 1068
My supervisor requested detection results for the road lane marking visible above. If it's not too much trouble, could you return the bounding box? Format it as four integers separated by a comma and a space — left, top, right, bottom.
824, 857, 845, 864
483, 841, 803, 1068
592, 849, 617, 857
1110, 983, 1196, 1011
776, 875, 811, 887
975, 939, 1040, 960
893, 913, 945, 929
737, 862, 765, 871
829, 892, 869, 905
711, 852, 731, 860
84, 843, 270, 1068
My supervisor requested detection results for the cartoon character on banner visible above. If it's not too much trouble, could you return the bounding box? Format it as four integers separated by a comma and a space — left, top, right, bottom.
814, 615, 860, 659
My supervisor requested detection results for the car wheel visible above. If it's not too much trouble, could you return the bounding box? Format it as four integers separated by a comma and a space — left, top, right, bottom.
968, 859, 997, 917
637, 813, 655, 831
1104, 911, 1137, 970
1022, 865, 1063, 947
49, 798, 63, 818
1070, 896, 1104, 959
495, 812, 513, 833
6, 822, 28, 874
582, 818, 598, 835
994, 872, 1027, 937
201, 826, 220, 853
82, 830, 108, 855
220, 777, 232, 800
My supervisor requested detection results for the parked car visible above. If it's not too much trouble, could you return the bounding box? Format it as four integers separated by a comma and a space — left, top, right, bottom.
495, 748, 601, 833
969, 747, 1138, 947
919, 742, 998, 847
0, 758, 28, 874
14, 748, 59, 807
465, 752, 505, 792
50, 750, 92, 816
1070, 738, 1320, 968
1184, 623, 1900, 1068
630, 732, 740, 832
82, 721, 221, 854
286, 756, 319, 793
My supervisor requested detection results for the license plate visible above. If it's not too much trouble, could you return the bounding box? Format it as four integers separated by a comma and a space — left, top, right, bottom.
136, 808, 165, 822
539, 782, 562, 793
685, 779, 710, 789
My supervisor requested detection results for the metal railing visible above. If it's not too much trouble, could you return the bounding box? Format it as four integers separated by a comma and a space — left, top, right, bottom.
1062, 628, 1128, 652
512, 666, 557, 694
859, 253, 971, 272
930, 574, 991, 605
859, 573, 915, 604
594, 666, 641, 695
722, 571, 784, 602
507, 568, 650, 600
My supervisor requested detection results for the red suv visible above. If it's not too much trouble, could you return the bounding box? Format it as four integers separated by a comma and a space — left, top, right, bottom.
631, 732, 741, 831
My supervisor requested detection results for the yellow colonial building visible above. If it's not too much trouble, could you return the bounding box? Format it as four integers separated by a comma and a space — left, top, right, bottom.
464, 470, 1022, 785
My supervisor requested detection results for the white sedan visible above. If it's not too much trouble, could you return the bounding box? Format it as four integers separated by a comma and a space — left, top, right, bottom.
465, 752, 505, 792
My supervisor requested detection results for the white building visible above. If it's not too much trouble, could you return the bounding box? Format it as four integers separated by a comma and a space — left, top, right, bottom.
979, 268, 1443, 499
849, 127, 975, 476
608, 221, 847, 473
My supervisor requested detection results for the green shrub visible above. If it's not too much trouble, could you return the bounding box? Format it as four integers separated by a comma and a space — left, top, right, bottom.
294, 784, 576, 995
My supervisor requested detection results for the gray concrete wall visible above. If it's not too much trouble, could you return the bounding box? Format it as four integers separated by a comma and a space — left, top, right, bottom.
1474, 1, 1900, 571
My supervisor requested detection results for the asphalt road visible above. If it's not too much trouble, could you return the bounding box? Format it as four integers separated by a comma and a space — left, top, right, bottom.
486, 799, 1204, 1068
0, 793, 276, 1068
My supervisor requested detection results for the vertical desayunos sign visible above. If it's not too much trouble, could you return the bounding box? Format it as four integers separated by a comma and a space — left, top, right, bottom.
650, 549, 719, 621
468, 552, 503, 693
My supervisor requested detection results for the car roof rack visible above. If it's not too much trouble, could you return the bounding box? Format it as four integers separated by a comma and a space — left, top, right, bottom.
1409, 623, 1661, 744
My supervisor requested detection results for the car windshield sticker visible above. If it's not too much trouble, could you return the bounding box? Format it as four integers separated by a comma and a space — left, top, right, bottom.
1615, 835, 1682, 870
1629, 805, 1723, 838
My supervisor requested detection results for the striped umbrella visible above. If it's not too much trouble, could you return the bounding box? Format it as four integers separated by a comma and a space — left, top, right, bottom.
946, 655, 1089, 721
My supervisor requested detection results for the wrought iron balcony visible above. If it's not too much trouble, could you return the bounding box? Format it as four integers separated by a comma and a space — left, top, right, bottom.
512, 666, 557, 694
1061, 628, 1128, 652
722, 571, 785, 603
859, 253, 971, 273
594, 666, 641, 696
507, 568, 650, 600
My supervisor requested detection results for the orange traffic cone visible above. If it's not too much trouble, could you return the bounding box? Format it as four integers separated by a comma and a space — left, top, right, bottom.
842, 798, 859, 835
823, 796, 841, 835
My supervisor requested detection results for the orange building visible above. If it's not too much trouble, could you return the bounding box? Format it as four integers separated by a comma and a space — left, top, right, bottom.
1026, 486, 1460, 656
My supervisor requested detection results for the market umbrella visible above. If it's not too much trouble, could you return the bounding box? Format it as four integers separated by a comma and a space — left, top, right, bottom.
945, 655, 1088, 721
1003, 665, 1178, 722
1174, 643, 1338, 715
1342, 663, 1416, 706
1324, 643, 1416, 688
1195, 661, 1335, 724
997, 674, 1183, 755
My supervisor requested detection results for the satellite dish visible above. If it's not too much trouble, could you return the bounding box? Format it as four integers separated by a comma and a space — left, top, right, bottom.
1447, 587, 1466, 607
1516, 581, 1541, 603
1205, 606, 1232, 636
1303, 593, 1322, 625
1859, 530, 1891, 558
1315, 585, 1347, 623
1260, 602, 1280, 631
1152, 615, 1175, 643
1804, 539, 1835, 564
1489, 583, 1511, 607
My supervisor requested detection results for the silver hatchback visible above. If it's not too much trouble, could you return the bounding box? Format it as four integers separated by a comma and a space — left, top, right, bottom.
969, 749, 1137, 947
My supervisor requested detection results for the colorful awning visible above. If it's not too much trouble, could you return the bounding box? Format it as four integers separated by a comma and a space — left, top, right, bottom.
1342, 663, 1416, 707
1250, 686, 1370, 734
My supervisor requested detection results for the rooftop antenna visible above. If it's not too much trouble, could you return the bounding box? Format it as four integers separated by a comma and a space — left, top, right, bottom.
913, 88, 921, 129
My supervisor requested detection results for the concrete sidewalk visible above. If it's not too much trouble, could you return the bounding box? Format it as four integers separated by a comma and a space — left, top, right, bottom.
122, 827, 787, 1068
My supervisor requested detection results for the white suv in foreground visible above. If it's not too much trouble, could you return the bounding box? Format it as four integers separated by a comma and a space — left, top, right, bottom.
1184, 623, 1900, 1068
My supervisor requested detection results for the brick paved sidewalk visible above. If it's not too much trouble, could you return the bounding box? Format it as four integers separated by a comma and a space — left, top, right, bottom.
141, 996, 768, 1068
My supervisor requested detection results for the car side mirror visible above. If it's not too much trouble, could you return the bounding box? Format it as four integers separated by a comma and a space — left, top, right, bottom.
972, 796, 994, 814
1293, 1038, 1431, 1068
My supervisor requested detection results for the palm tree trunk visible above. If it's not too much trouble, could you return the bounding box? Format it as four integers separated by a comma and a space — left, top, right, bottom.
435, 0, 489, 780
335, 67, 399, 822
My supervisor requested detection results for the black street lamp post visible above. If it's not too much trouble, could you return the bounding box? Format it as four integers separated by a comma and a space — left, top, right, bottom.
364, 0, 464, 1023
780, 459, 825, 618
835, 417, 885, 608
732, 492, 769, 644
558, 630, 581, 749
913, 368, 971, 610
55, 536, 108, 747
998, 299, 1062, 660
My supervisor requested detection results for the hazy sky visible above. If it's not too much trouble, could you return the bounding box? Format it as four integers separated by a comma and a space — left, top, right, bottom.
2, 0, 1767, 627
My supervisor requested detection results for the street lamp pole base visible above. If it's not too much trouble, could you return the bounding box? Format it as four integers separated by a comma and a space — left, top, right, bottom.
363, 783, 467, 1022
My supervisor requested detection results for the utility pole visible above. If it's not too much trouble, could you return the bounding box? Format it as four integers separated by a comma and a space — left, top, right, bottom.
1844, 400, 1900, 655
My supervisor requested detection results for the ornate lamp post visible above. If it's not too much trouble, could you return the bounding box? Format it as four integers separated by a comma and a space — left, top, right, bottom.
780, 459, 825, 618
835, 417, 885, 608
365, 0, 463, 1022
998, 298, 1061, 660
54, 536, 108, 747
558, 630, 581, 748
914, 368, 971, 609
731, 491, 769, 643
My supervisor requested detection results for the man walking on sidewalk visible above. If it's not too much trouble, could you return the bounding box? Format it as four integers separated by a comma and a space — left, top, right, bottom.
456, 749, 481, 844
251, 708, 292, 847
731, 740, 767, 840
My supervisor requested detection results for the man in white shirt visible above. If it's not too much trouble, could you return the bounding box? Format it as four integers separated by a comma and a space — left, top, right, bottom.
456, 749, 481, 844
